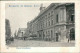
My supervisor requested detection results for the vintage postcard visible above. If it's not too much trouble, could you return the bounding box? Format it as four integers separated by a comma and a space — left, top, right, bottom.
0, 0, 80, 53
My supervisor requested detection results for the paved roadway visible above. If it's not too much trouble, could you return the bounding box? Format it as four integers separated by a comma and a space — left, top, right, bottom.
8, 39, 75, 47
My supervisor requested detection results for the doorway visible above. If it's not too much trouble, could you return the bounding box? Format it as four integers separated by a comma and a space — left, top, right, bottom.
70, 28, 75, 40
51, 30, 53, 40
56, 33, 59, 42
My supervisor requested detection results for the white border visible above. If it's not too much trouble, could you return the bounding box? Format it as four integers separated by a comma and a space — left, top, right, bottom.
1, 1, 80, 52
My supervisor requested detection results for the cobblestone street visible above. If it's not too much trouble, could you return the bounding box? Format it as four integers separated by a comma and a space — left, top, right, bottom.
7, 39, 75, 47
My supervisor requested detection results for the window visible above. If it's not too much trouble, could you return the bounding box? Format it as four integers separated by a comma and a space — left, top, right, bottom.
56, 14, 59, 23
70, 14, 74, 22
51, 30, 53, 38
51, 11, 53, 14
51, 11, 53, 16
51, 20, 53, 25
46, 22, 47, 27
46, 15, 47, 18
49, 21, 50, 26
43, 21, 44, 28
48, 31, 49, 35
46, 31, 47, 35
48, 13, 50, 17
49, 13, 50, 15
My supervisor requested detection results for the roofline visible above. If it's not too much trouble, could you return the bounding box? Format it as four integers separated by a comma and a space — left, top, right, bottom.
54, 3, 74, 9
32, 3, 55, 23
29, 3, 74, 23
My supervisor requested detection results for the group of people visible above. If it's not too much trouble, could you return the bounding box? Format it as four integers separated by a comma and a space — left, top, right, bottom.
6, 36, 14, 45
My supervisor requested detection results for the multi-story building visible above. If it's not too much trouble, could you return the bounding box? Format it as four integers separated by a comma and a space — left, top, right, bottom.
5, 19, 11, 42
27, 3, 75, 42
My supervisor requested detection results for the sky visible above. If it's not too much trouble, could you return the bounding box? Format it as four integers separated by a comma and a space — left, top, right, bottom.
5, 3, 51, 36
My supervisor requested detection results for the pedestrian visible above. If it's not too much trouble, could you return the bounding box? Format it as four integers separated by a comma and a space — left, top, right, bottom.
68, 38, 69, 43
68, 34, 70, 43
24, 37, 25, 40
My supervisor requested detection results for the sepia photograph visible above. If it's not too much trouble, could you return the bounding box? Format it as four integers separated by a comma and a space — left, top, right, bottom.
5, 3, 75, 47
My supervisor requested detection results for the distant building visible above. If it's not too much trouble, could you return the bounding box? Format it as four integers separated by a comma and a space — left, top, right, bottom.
5, 19, 11, 43
17, 28, 27, 39
27, 3, 75, 42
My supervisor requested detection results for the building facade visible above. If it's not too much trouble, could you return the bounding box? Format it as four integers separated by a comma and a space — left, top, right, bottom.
5, 19, 11, 41
27, 3, 75, 42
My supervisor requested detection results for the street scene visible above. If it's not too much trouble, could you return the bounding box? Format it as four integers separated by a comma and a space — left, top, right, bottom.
8, 39, 75, 47
5, 3, 75, 47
